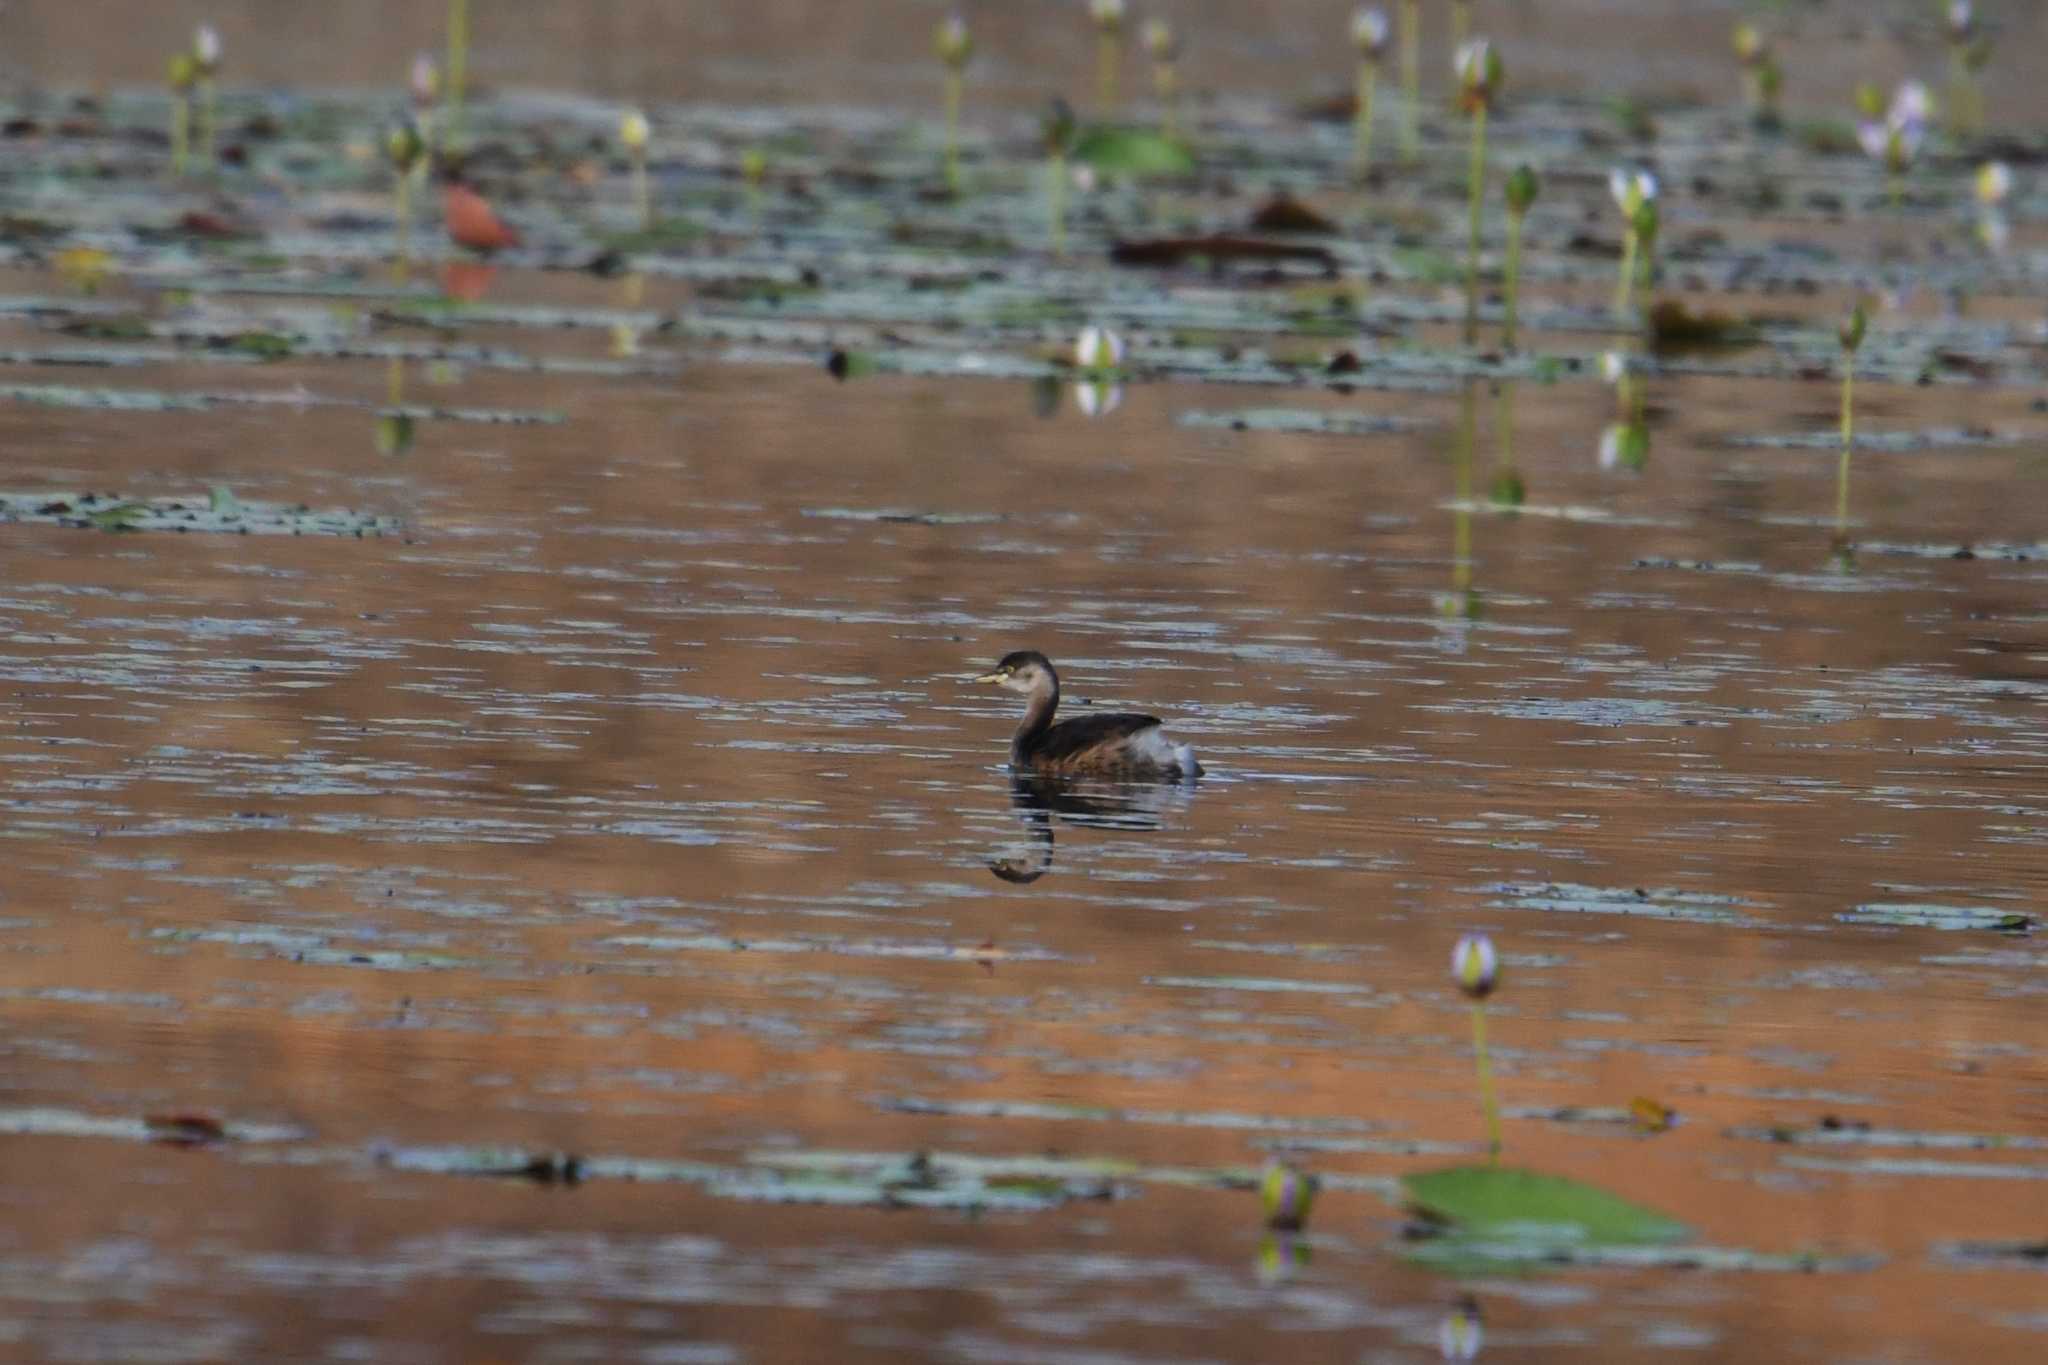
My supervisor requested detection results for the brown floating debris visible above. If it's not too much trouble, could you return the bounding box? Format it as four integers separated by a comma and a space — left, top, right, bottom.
1110, 235, 1337, 271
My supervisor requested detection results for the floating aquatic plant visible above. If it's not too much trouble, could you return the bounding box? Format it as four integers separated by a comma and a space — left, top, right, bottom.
1455, 38, 1502, 346
1144, 19, 1180, 140
1043, 97, 1078, 258
1501, 164, 1537, 349
193, 24, 221, 170
935, 13, 972, 193
1351, 9, 1390, 176
1451, 933, 1502, 1162
384, 118, 425, 281
1609, 168, 1657, 320
1090, 0, 1127, 114
620, 109, 651, 229
165, 52, 197, 179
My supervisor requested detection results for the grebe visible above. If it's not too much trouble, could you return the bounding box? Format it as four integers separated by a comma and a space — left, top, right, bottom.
973, 650, 1202, 780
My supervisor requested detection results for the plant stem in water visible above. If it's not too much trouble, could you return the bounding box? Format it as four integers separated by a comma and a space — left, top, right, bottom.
1615, 227, 1638, 319
1353, 61, 1377, 176
198, 78, 217, 170
1452, 0, 1471, 52
170, 96, 189, 179
392, 171, 412, 284
1502, 206, 1524, 349
446, 0, 470, 148
1836, 362, 1855, 533
1097, 32, 1120, 114
633, 149, 651, 229
1155, 62, 1178, 140
1464, 104, 1488, 346
1471, 1001, 1501, 1163
1400, 0, 1420, 164
1049, 152, 1068, 259
943, 69, 963, 194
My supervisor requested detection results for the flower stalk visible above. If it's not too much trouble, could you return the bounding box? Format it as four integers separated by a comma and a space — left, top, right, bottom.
1454, 40, 1501, 347
1452, 934, 1502, 1163
193, 26, 221, 171
1352, 9, 1389, 177
935, 15, 971, 194
1145, 20, 1180, 140
621, 110, 651, 230
1091, 0, 1127, 114
1399, 0, 1421, 163
167, 54, 197, 179
1837, 304, 1867, 537
445, 0, 470, 148
1502, 165, 1537, 349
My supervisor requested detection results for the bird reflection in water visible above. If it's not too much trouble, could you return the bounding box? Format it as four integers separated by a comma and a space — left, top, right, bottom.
986, 772, 1195, 884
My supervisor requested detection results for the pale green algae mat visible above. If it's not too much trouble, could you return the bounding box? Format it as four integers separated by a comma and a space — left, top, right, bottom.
0, 6, 2045, 1363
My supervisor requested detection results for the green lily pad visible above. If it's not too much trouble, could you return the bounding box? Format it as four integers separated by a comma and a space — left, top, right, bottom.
1071, 126, 1196, 177
1402, 1165, 1689, 1247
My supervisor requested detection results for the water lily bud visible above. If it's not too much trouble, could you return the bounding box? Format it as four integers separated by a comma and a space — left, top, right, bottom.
193, 24, 222, 75
1258, 1158, 1319, 1231
168, 52, 198, 93
1839, 303, 1867, 354
1505, 164, 1539, 214
1976, 161, 2013, 207
1599, 350, 1630, 385
384, 118, 424, 172
1454, 39, 1502, 111
1451, 933, 1498, 999
1732, 22, 1764, 66
1854, 83, 1886, 120
1090, 0, 1126, 33
1599, 422, 1650, 472
1075, 324, 1126, 371
1144, 18, 1178, 62
1042, 96, 1077, 156
741, 147, 767, 186
1947, 0, 1974, 43
410, 53, 440, 108
620, 109, 649, 152
1352, 7, 1391, 59
935, 13, 972, 67
1438, 1297, 1484, 1362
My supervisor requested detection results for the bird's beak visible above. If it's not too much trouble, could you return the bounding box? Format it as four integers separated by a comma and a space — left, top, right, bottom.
972, 671, 1006, 685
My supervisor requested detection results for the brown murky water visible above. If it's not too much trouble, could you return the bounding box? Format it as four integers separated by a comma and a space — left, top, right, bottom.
2, 2, 2047, 1362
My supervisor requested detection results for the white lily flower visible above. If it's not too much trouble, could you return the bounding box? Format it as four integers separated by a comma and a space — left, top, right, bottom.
1075, 325, 1126, 371
1352, 7, 1391, 56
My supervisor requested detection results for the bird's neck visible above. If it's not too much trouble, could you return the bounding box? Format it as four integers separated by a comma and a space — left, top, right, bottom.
1012, 674, 1059, 756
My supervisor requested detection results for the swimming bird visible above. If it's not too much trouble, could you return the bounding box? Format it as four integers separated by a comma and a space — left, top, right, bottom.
442, 182, 521, 254
973, 650, 1201, 780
